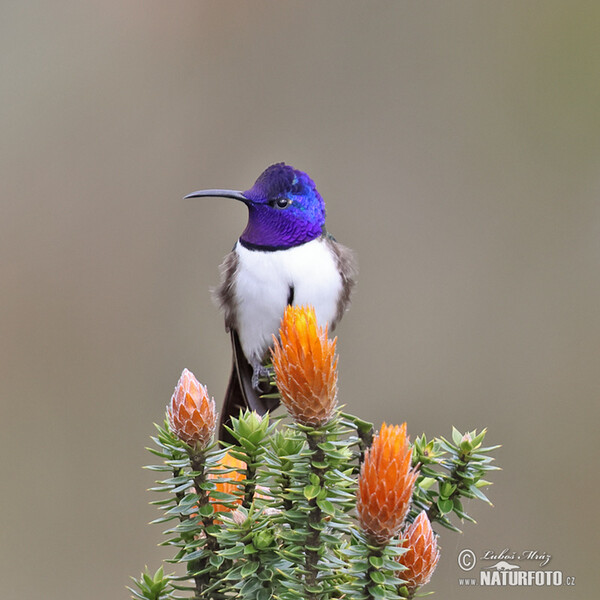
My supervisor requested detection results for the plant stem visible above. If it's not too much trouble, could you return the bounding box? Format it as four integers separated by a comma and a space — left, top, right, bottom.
426, 447, 470, 524
364, 546, 383, 600
242, 462, 256, 509
281, 472, 293, 512
304, 431, 327, 599
189, 451, 218, 600
341, 411, 374, 464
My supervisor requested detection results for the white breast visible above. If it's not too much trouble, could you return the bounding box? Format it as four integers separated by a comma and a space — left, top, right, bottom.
233, 238, 342, 365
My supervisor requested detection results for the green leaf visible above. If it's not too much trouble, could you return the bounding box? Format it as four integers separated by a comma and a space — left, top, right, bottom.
240, 561, 260, 577
471, 428, 487, 448
303, 484, 320, 500
257, 566, 274, 582
210, 490, 238, 501
460, 438, 473, 453
209, 553, 224, 568
223, 565, 244, 581
198, 503, 214, 517
318, 441, 337, 452
468, 483, 492, 504
316, 498, 336, 515
440, 481, 457, 498
451, 426, 463, 446
309, 473, 321, 486
257, 589, 272, 600
437, 498, 454, 514
219, 544, 245, 558
418, 476, 437, 490
369, 555, 384, 568
311, 460, 329, 469
182, 548, 206, 562
349, 559, 369, 572
369, 570, 386, 584
368, 583, 388, 598
253, 530, 274, 550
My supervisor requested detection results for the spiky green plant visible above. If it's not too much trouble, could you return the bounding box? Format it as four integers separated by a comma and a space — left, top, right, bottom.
130, 307, 500, 599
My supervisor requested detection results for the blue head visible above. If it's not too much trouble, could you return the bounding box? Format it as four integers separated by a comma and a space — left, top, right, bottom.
185, 163, 326, 249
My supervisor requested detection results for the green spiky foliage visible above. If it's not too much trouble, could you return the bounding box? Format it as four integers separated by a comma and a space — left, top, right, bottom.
410, 427, 501, 532
145, 421, 237, 598
129, 566, 171, 600
132, 410, 499, 600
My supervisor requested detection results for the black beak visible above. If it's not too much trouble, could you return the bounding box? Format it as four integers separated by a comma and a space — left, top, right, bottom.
183, 189, 248, 202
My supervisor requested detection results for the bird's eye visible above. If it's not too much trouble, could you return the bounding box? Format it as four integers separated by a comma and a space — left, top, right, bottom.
273, 198, 291, 209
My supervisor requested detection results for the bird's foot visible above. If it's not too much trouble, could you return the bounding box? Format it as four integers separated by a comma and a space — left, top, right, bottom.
252, 365, 274, 391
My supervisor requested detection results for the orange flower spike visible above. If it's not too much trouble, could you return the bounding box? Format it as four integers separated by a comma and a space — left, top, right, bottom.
397, 510, 440, 591
209, 452, 245, 514
271, 305, 338, 427
167, 368, 217, 449
356, 423, 418, 544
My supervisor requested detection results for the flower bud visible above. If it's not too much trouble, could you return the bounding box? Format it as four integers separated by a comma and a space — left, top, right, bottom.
271, 305, 338, 427
396, 510, 440, 591
167, 368, 216, 449
356, 422, 418, 544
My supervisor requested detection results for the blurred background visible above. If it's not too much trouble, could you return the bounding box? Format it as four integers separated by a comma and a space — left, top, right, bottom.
1, 1, 598, 598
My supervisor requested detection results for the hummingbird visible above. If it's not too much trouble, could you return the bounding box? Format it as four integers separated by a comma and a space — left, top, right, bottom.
185, 163, 357, 442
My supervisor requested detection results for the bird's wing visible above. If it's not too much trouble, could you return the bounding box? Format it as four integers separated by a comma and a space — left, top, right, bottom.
325, 234, 358, 329
213, 248, 239, 333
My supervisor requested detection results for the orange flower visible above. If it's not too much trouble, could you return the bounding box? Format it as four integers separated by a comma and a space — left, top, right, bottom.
271, 305, 338, 427
209, 451, 245, 514
167, 368, 216, 449
396, 510, 440, 591
356, 423, 418, 544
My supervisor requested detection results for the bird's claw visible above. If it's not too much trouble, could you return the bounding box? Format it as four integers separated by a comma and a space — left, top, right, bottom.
252, 365, 274, 391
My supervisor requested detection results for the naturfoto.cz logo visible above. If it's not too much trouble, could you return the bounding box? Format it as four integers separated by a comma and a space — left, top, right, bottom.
457, 548, 576, 587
